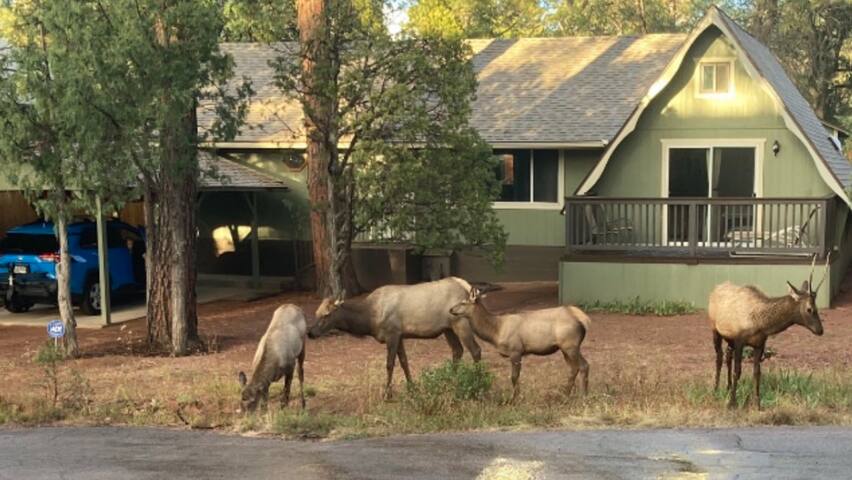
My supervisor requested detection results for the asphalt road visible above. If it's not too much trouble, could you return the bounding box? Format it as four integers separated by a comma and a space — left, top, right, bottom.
1, 426, 850, 479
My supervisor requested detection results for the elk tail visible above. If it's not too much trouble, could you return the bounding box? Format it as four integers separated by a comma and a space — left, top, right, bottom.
568, 305, 592, 332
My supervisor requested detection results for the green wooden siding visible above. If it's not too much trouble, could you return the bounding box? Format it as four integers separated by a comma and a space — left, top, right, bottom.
494, 148, 601, 246
593, 27, 832, 199
560, 261, 832, 308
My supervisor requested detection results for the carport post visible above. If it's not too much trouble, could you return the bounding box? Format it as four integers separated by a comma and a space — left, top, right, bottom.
95, 196, 111, 326
249, 192, 260, 287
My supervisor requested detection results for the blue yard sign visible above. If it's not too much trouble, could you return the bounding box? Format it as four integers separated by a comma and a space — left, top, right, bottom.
47, 320, 65, 339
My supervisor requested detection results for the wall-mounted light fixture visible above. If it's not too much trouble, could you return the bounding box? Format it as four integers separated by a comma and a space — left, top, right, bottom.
772, 140, 780, 156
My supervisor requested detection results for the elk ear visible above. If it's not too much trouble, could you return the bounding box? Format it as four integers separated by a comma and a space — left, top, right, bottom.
787, 281, 802, 300
238, 371, 247, 388
800, 281, 810, 294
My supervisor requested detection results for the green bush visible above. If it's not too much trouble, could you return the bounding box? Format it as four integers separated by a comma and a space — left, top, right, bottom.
403, 361, 494, 415
577, 297, 696, 316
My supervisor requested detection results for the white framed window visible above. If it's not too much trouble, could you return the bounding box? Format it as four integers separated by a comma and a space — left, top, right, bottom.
493, 149, 564, 210
696, 59, 734, 97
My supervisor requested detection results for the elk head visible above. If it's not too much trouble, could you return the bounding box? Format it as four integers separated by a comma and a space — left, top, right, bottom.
449, 287, 482, 317
237, 371, 262, 412
786, 253, 830, 336
308, 296, 344, 338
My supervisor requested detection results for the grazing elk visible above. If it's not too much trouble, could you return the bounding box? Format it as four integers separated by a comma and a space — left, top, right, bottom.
238, 304, 307, 412
708, 254, 829, 409
307, 277, 482, 399
449, 288, 591, 401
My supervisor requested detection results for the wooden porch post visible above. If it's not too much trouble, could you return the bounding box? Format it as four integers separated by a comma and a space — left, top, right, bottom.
95, 196, 112, 326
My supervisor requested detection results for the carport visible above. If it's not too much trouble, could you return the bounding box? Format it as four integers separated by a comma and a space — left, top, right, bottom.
0, 152, 287, 326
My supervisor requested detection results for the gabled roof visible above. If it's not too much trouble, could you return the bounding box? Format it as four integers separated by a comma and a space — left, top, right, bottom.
576, 6, 852, 207
206, 36, 686, 147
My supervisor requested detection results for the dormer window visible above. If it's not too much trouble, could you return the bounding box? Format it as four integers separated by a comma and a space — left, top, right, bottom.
697, 60, 733, 97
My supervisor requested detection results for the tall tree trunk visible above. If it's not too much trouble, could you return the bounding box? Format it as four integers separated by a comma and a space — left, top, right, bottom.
145, 111, 200, 355
54, 201, 79, 358
298, 0, 360, 299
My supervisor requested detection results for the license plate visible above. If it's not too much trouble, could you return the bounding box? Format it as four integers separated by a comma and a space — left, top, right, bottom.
13, 264, 29, 275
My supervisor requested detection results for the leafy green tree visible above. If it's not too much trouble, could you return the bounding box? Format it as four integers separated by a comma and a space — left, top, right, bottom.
405, 0, 547, 38
281, 0, 506, 298
0, 0, 90, 357
746, 0, 852, 124
222, 0, 299, 41
39, 0, 251, 355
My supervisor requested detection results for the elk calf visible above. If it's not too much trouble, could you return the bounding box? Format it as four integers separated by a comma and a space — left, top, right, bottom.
708, 255, 828, 409
238, 304, 307, 412
449, 288, 591, 400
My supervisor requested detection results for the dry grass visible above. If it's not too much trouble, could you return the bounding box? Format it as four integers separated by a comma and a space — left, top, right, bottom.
2, 281, 852, 438
2, 349, 850, 439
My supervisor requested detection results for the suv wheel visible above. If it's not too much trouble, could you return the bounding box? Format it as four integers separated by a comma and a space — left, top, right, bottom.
5, 294, 32, 313
80, 277, 101, 316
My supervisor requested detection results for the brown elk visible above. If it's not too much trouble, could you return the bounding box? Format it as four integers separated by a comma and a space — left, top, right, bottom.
238, 304, 307, 412
708, 254, 828, 409
307, 277, 482, 399
449, 288, 591, 401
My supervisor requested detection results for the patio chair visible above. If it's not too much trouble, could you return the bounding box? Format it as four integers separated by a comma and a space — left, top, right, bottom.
727, 206, 818, 254
583, 204, 633, 244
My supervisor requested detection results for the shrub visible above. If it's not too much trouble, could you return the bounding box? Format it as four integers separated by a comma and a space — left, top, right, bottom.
577, 297, 696, 316
403, 361, 494, 415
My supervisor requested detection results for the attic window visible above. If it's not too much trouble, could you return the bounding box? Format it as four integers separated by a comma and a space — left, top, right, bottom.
698, 60, 733, 96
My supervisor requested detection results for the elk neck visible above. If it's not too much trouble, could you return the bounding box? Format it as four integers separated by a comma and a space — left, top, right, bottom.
756, 294, 801, 336
468, 302, 502, 345
332, 298, 375, 336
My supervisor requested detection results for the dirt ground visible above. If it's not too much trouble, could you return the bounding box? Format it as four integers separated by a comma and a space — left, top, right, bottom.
2, 272, 852, 428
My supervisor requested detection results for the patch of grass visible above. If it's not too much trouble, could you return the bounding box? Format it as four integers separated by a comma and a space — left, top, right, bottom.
577, 297, 696, 316
270, 410, 348, 438
686, 369, 852, 410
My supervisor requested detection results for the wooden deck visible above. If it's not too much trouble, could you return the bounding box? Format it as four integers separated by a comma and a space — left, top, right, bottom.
563, 196, 834, 261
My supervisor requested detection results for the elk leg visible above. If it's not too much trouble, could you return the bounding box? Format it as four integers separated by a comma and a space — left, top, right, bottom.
561, 348, 581, 396
713, 330, 723, 391
510, 354, 522, 402
725, 343, 734, 391
297, 345, 306, 410
579, 352, 590, 395
444, 330, 464, 362
729, 343, 744, 409
281, 365, 294, 408
452, 321, 482, 362
385, 336, 401, 400
397, 339, 413, 384
752, 342, 765, 411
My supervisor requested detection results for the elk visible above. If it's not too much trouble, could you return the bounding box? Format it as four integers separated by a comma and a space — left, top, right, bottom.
449, 288, 591, 401
307, 277, 482, 399
238, 304, 307, 412
708, 254, 829, 409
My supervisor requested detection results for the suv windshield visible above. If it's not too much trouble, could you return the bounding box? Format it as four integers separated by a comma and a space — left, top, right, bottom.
0, 233, 59, 254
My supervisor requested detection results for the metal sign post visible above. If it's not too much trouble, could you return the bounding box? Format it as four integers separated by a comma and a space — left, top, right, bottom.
47, 319, 65, 348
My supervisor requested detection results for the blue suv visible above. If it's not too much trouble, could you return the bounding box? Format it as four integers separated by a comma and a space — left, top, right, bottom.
0, 220, 146, 315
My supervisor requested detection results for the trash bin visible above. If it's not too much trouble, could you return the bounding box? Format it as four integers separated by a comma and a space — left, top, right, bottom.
422, 249, 452, 281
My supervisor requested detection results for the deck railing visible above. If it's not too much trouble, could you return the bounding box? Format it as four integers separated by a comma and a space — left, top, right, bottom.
564, 196, 833, 257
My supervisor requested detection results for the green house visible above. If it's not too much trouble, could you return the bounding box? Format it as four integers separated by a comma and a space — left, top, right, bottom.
206, 7, 850, 305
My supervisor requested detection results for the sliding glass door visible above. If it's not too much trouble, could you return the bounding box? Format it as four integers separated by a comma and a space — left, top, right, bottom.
665, 145, 757, 245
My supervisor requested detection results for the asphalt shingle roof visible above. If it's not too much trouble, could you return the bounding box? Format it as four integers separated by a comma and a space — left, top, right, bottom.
209, 36, 686, 146
467, 35, 685, 144
199, 151, 288, 191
